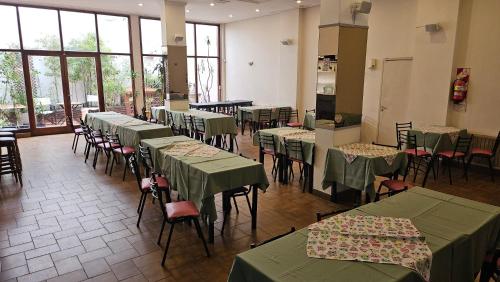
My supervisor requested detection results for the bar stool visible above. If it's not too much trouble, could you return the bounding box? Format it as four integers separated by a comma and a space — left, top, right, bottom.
0, 131, 22, 172
0, 135, 22, 186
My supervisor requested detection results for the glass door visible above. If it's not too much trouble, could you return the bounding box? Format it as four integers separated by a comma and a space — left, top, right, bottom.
26, 54, 68, 133
65, 55, 101, 125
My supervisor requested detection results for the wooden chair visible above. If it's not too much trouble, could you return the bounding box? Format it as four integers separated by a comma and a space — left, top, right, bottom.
220, 154, 253, 236
467, 131, 500, 182
258, 134, 279, 182
396, 121, 413, 150
250, 227, 296, 249
316, 208, 352, 222
284, 138, 306, 192
153, 181, 210, 266
66, 115, 83, 153
286, 110, 303, 128
107, 133, 136, 180
437, 135, 473, 184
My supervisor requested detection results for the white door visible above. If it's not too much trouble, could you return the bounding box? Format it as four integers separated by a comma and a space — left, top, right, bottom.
377, 58, 413, 146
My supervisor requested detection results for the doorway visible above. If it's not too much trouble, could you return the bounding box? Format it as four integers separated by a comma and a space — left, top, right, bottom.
24, 53, 103, 135
376, 58, 413, 146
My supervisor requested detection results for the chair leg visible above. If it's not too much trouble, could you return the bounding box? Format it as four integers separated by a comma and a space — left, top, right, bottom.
232, 196, 239, 214
157, 218, 167, 245
122, 156, 128, 181
448, 158, 453, 185
136, 193, 147, 227
104, 151, 111, 174
137, 192, 145, 214
488, 158, 495, 182
193, 218, 210, 257
109, 153, 115, 176
93, 148, 100, 169
161, 222, 175, 266
462, 157, 468, 181
72, 134, 77, 150
245, 193, 252, 213
73, 135, 80, 153
375, 182, 383, 202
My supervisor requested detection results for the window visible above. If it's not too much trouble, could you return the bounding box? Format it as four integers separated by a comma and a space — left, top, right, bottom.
60, 11, 97, 52
139, 19, 220, 104
97, 15, 130, 54
0, 52, 28, 128
19, 7, 61, 51
0, 6, 20, 49
101, 55, 133, 115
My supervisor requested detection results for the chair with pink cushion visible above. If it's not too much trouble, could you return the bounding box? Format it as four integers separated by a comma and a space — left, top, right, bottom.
437, 135, 473, 185
467, 131, 499, 182
107, 133, 136, 180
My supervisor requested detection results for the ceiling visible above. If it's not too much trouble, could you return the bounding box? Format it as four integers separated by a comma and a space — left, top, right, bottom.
2, 0, 320, 23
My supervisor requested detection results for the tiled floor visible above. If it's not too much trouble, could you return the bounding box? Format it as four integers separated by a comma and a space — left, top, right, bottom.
0, 132, 498, 282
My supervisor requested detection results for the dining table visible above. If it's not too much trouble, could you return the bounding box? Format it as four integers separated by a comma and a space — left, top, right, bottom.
238, 105, 292, 134
408, 126, 467, 154
85, 112, 173, 147
322, 143, 408, 204
141, 135, 269, 243
253, 127, 315, 191
189, 100, 253, 113
228, 187, 500, 282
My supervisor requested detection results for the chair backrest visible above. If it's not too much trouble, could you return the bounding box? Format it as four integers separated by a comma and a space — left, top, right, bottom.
258, 134, 276, 152
492, 131, 500, 157
81, 124, 91, 141
138, 144, 154, 176
288, 109, 298, 122
284, 138, 304, 161
316, 208, 352, 222
106, 133, 123, 152
183, 114, 193, 131
406, 135, 420, 155
306, 109, 315, 114
128, 154, 143, 192
277, 108, 291, 123
250, 227, 296, 249
453, 135, 473, 156
258, 109, 272, 123
396, 122, 413, 149
90, 128, 103, 142
193, 117, 205, 133
152, 181, 172, 221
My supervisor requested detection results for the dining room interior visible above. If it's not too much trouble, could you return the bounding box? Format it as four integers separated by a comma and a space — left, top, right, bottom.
0, 0, 499, 281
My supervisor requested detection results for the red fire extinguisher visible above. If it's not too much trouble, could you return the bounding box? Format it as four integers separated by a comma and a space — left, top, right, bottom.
452, 68, 470, 103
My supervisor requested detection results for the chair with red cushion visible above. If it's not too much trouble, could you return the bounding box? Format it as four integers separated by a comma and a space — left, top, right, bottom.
284, 138, 307, 192
276, 108, 291, 128
404, 135, 435, 187
286, 110, 303, 128
153, 181, 210, 266
375, 179, 413, 202
129, 149, 168, 227
86, 128, 104, 165
107, 133, 136, 181
437, 135, 473, 185
66, 115, 83, 153
467, 131, 499, 182
396, 121, 413, 150
258, 134, 278, 182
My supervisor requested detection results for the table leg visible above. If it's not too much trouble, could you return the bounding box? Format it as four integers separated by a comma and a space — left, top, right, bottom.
259, 146, 264, 164
354, 190, 362, 207
214, 135, 222, 148
330, 182, 338, 202
307, 164, 314, 193
278, 154, 288, 184
229, 135, 234, 152
251, 185, 258, 230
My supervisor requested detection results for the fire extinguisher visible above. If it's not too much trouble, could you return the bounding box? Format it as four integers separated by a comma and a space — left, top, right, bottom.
452, 78, 467, 103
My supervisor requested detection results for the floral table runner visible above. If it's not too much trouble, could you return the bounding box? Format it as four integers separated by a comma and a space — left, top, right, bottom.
307, 215, 432, 281
337, 143, 400, 166
415, 126, 461, 144
161, 140, 220, 157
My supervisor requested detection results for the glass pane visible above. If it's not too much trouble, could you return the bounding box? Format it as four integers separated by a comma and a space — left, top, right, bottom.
143, 56, 163, 108
101, 55, 133, 115
140, 19, 162, 55
195, 24, 218, 57
97, 15, 130, 53
0, 5, 20, 49
28, 55, 66, 128
186, 23, 195, 56
67, 57, 98, 124
19, 7, 61, 51
61, 11, 97, 52
0, 52, 28, 128
187, 57, 196, 103
197, 58, 219, 103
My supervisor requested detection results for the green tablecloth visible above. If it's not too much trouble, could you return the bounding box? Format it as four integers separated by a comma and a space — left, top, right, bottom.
151, 106, 166, 123
85, 112, 173, 147
252, 127, 315, 165
166, 109, 237, 139
322, 146, 407, 199
303, 112, 316, 130
408, 128, 467, 154
141, 136, 269, 222
228, 187, 500, 282
238, 106, 292, 122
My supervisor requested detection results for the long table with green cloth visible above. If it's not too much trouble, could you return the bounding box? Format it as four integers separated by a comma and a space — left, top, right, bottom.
408, 126, 467, 154
141, 135, 269, 242
322, 144, 407, 202
253, 127, 315, 191
85, 112, 173, 147
228, 187, 500, 282
165, 109, 238, 139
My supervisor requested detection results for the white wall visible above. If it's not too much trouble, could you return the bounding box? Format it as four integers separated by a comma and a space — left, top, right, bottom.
298, 6, 320, 116
225, 9, 300, 106
447, 0, 500, 136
